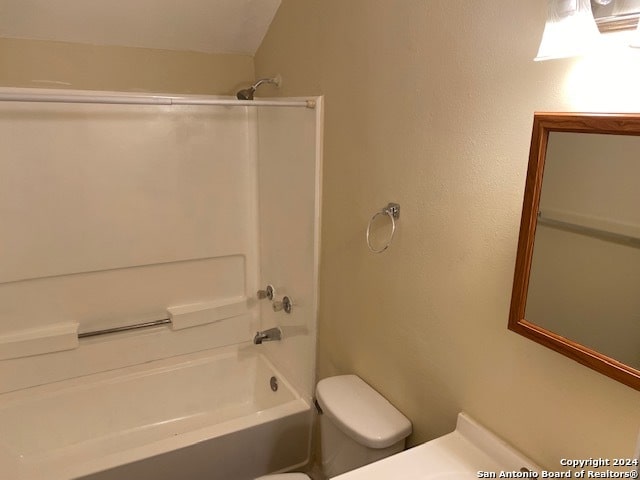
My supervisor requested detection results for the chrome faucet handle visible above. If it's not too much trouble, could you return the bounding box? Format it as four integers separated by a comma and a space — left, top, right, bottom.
272, 296, 292, 314
257, 285, 275, 301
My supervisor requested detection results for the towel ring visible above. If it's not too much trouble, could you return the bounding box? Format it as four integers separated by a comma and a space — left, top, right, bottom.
366, 203, 400, 253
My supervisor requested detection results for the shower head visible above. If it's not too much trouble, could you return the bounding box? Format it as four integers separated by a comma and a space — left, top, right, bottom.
236, 87, 255, 100
236, 75, 281, 100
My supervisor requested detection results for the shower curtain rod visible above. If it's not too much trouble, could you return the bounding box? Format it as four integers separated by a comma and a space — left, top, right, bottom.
538, 212, 640, 248
0, 92, 316, 108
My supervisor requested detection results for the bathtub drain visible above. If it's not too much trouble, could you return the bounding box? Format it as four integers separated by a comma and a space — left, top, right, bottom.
270, 376, 278, 392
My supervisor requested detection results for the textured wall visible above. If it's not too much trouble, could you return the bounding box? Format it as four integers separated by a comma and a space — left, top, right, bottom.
0, 37, 254, 94
255, 0, 640, 468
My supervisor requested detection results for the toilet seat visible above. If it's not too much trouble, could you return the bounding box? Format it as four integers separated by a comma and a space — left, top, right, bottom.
255, 473, 310, 480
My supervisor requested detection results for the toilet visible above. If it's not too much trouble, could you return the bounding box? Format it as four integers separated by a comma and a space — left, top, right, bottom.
257, 374, 412, 479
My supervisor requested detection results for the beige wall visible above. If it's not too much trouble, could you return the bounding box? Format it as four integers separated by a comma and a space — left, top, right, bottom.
0, 37, 253, 94
255, 0, 640, 469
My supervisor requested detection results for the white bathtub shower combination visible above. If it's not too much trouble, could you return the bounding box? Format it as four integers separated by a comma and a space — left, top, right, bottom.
0, 88, 323, 479
0, 346, 311, 480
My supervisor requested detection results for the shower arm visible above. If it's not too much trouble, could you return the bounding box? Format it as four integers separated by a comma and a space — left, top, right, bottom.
252, 76, 282, 90
236, 75, 282, 100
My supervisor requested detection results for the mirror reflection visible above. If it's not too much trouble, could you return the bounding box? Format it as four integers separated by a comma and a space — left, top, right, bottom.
526, 132, 640, 370
593, 0, 640, 31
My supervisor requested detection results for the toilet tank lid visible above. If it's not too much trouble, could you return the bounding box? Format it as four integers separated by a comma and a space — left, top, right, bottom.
316, 375, 412, 449
255, 475, 309, 480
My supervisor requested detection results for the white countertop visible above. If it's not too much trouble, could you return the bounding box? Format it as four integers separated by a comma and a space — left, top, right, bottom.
333, 413, 539, 480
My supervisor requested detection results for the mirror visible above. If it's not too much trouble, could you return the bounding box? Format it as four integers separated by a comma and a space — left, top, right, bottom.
593, 0, 640, 32
509, 112, 640, 391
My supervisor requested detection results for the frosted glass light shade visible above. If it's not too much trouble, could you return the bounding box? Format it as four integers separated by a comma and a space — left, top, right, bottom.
535, 0, 600, 61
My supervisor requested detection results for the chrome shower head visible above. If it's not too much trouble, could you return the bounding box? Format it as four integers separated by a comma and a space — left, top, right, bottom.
236, 75, 281, 101
236, 87, 255, 100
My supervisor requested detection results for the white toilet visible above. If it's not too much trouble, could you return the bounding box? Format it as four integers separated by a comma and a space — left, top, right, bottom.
257, 374, 412, 479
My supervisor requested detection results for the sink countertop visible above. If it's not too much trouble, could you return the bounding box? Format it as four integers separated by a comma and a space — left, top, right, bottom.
333, 413, 540, 480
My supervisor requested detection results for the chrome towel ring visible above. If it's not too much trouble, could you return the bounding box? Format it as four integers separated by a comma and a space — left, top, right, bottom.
366, 203, 400, 253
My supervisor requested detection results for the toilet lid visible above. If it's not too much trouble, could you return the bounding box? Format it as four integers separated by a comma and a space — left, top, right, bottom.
315, 375, 412, 449
254, 474, 310, 480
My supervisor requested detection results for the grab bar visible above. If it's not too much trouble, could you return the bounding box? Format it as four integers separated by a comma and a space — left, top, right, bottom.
78, 318, 171, 338
77, 297, 248, 339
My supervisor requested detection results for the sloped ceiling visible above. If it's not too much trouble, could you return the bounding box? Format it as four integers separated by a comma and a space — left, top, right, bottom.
0, 0, 281, 55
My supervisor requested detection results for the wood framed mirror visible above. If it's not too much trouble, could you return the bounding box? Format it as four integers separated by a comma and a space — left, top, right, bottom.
509, 112, 640, 391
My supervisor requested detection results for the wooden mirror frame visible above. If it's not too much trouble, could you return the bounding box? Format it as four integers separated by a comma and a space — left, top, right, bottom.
509, 112, 640, 391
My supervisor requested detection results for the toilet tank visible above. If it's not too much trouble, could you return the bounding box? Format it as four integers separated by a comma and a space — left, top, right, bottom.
315, 375, 412, 478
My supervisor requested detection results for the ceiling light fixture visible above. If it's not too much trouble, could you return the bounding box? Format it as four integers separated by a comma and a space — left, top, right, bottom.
535, 0, 601, 61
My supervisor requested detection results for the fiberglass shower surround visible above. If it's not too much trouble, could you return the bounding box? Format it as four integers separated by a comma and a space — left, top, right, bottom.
0, 88, 322, 479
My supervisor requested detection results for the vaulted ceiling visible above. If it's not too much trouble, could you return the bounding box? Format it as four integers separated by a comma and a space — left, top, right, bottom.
0, 0, 281, 55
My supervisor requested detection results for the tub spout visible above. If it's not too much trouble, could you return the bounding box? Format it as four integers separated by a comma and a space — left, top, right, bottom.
253, 327, 282, 344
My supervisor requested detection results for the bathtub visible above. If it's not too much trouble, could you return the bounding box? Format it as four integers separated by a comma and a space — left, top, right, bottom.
0, 345, 312, 480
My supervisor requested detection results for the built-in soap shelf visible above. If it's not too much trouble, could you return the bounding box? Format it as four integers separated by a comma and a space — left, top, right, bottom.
0, 322, 80, 361
167, 296, 248, 330
0, 296, 248, 360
